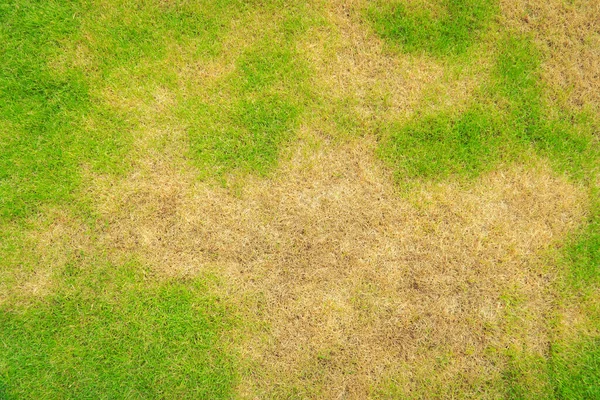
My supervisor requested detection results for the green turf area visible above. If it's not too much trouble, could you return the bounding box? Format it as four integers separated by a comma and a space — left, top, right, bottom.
378, 34, 599, 185
368, 0, 498, 55
0, 0, 132, 220
184, 32, 310, 176
0, 262, 236, 399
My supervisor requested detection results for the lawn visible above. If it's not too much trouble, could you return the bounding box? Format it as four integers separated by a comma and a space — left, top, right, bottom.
1, 0, 599, 398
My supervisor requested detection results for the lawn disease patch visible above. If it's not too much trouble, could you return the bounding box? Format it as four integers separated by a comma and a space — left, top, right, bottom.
1, 0, 599, 398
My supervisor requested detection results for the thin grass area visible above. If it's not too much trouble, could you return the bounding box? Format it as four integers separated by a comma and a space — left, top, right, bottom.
500, 0, 600, 114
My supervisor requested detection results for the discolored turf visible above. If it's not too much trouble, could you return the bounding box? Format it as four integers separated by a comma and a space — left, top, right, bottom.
1, 0, 599, 398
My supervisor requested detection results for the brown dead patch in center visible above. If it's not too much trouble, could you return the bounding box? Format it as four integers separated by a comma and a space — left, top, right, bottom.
91, 135, 584, 398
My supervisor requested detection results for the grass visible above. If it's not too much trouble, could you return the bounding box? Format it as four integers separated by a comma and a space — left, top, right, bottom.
1, 0, 599, 398
0, 0, 131, 221
550, 337, 600, 399
567, 207, 600, 287
373, 3, 600, 397
0, 261, 236, 399
379, 106, 504, 181
185, 35, 309, 176
368, 0, 498, 55
379, 34, 599, 186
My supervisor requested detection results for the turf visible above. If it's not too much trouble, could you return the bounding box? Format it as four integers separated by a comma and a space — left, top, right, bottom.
373, 12, 599, 397
368, 0, 498, 55
1, 0, 599, 398
379, 34, 599, 186
185, 35, 309, 176
0, 262, 236, 399
0, 0, 131, 220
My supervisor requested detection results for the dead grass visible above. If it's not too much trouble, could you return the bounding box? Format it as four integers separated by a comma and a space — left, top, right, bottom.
299, 0, 487, 136
4, 1, 596, 397
88, 130, 586, 398
500, 0, 600, 113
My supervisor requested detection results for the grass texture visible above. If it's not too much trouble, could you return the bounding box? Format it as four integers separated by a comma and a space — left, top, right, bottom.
1, 0, 598, 398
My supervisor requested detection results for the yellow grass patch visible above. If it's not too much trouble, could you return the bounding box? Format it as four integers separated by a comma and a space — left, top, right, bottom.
301, 0, 487, 136
89, 132, 586, 397
500, 0, 600, 113
0, 210, 91, 306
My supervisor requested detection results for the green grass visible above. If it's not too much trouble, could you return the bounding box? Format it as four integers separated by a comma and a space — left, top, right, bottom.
0, 261, 236, 399
379, 34, 599, 186
185, 47, 307, 176
185, 20, 311, 177
550, 337, 600, 399
368, 0, 498, 55
379, 106, 504, 181
189, 96, 299, 176
566, 208, 600, 287
0, 0, 132, 221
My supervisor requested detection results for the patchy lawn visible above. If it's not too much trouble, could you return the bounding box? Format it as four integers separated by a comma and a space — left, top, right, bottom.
1, 0, 598, 398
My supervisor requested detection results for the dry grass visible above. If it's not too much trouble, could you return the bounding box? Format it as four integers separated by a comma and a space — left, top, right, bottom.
500, 0, 600, 113
0, 210, 91, 306
5, 1, 597, 398
299, 0, 487, 135
87, 130, 585, 398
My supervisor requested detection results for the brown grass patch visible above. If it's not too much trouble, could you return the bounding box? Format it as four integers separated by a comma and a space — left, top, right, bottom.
300, 0, 488, 135
89, 132, 586, 398
500, 0, 600, 113
0, 210, 91, 306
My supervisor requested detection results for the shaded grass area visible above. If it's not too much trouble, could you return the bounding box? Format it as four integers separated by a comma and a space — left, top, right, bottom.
0, 262, 236, 399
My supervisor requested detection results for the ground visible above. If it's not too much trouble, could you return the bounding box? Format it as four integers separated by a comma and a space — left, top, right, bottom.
0, 0, 599, 398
